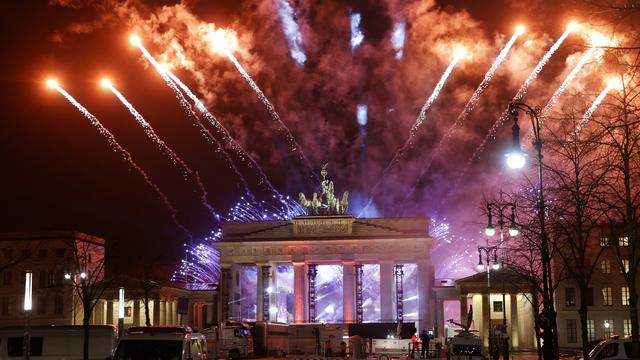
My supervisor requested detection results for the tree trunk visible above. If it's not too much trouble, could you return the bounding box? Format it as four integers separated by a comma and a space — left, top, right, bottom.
144, 297, 151, 326
629, 280, 639, 359
83, 303, 91, 360
578, 284, 590, 360
531, 288, 542, 360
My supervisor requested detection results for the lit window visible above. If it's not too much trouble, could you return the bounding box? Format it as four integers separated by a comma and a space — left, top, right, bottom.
566, 319, 577, 343
587, 320, 595, 341
602, 287, 613, 306
619, 236, 629, 246
565, 287, 576, 307
601, 259, 611, 274
624, 319, 632, 337
622, 287, 629, 306
600, 237, 609, 246
604, 319, 614, 338
621, 259, 630, 273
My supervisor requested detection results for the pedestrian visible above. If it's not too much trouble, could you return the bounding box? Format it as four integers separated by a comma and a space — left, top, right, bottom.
340, 340, 347, 357
325, 339, 333, 358
411, 333, 419, 358
420, 330, 430, 358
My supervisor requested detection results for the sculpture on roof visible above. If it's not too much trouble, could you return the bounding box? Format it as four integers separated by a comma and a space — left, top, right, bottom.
299, 164, 349, 215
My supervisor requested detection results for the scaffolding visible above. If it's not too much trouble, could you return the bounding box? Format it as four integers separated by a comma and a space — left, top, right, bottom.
395, 264, 404, 322
355, 264, 364, 323
307, 264, 318, 322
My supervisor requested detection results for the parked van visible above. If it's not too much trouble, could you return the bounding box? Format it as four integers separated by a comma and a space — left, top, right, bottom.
202, 321, 253, 359
0, 325, 117, 360
113, 326, 207, 360
587, 336, 632, 360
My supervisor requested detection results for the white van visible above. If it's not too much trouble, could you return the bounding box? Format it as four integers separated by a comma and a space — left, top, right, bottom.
202, 321, 253, 359
113, 326, 207, 360
587, 337, 632, 359
0, 325, 117, 360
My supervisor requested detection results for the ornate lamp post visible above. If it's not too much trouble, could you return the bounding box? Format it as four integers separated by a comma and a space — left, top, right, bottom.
505, 102, 555, 359
484, 192, 518, 360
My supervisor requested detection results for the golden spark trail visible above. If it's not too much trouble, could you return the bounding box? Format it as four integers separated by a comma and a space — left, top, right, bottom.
452, 27, 586, 195
357, 49, 464, 216
106, 82, 221, 221
222, 48, 317, 182
132, 40, 258, 201
402, 28, 528, 206
52, 84, 193, 240
574, 81, 615, 135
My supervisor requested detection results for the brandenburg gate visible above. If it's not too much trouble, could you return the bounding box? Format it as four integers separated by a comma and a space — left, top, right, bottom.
214, 168, 435, 332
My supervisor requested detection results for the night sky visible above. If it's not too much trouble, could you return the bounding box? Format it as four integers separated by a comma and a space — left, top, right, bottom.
0, 0, 593, 279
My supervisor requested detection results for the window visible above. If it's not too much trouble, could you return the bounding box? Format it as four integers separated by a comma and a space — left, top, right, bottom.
586, 287, 594, 306
622, 287, 630, 305
587, 319, 595, 341
621, 259, 630, 273
565, 287, 576, 307
3, 271, 12, 286
604, 320, 615, 338
624, 319, 632, 337
47, 271, 56, 287
1, 296, 9, 316
603, 287, 613, 306
619, 236, 629, 246
7, 337, 43, 356
53, 296, 63, 315
601, 259, 611, 274
55, 248, 65, 258
38, 270, 46, 288
55, 270, 64, 287
3, 249, 12, 259
566, 319, 577, 343
38, 249, 47, 258
600, 237, 609, 246
21, 249, 31, 259
601, 342, 618, 357
36, 296, 46, 315
493, 301, 503, 312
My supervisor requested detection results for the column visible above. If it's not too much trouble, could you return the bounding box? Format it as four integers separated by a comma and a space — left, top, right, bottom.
459, 295, 468, 327
417, 260, 432, 332
343, 261, 355, 323
153, 299, 161, 325
510, 294, 519, 350
256, 264, 264, 321
436, 298, 445, 337
106, 300, 114, 325
133, 300, 140, 326
160, 301, 166, 325
220, 266, 231, 322
294, 262, 305, 323
307, 264, 318, 322
380, 261, 394, 322
261, 265, 272, 322
230, 264, 241, 320
482, 293, 491, 347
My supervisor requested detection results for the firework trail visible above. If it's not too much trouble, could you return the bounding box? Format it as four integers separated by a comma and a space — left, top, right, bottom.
171, 232, 221, 289
357, 49, 464, 216
227, 196, 306, 221
401, 28, 527, 206
50, 82, 192, 240
210, 30, 317, 182
276, 0, 306, 65
104, 81, 221, 221
574, 80, 618, 135
442, 26, 581, 198
132, 37, 257, 201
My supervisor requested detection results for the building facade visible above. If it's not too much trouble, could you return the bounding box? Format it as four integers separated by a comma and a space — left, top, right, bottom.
215, 215, 435, 332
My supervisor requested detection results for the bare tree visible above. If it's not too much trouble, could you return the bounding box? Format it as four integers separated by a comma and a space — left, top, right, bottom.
542, 113, 609, 359
66, 238, 111, 360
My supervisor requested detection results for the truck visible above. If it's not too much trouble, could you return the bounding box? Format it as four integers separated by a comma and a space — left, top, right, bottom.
113, 326, 207, 360
201, 321, 253, 359
0, 325, 117, 360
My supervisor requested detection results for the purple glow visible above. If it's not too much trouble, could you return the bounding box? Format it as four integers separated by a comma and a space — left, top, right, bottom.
316, 265, 343, 322
239, 265, 257, 321
402, 263, 418, 321
362, 264, 381, 322
276, 264, 294, 323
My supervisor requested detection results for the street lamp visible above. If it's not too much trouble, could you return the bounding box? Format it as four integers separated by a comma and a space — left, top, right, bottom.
64, 270, 89, 325
118, 287, 125, 337
505, 102, 555, 359
24, 270, 33, 360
